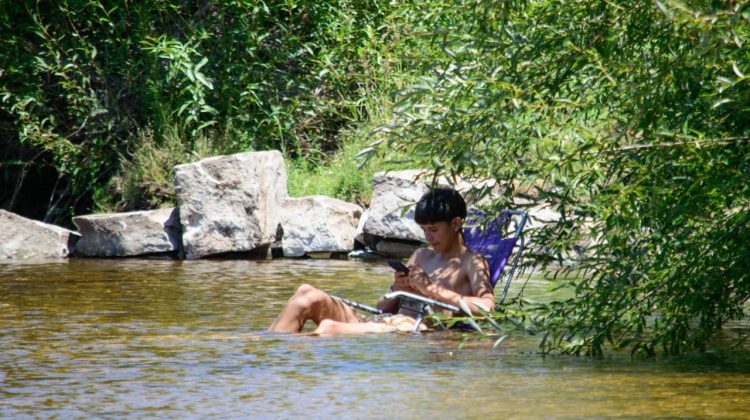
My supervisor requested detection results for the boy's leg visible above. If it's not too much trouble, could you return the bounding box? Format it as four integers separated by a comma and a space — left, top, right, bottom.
268, 284, 362, 333
313, 314, 424, 335
313, 319, 395, 334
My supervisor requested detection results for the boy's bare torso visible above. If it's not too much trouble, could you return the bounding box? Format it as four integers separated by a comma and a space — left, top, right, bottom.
396, 247, 490, 318
412, 248, 476, 296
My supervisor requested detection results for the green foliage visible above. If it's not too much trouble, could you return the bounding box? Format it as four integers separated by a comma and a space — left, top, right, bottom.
1, 1, 137, 222
140, 36, 218, 136
0, 0, 413, 220
95, 125, 215, 213
381, 0, 750, 355
287, 148, 375, 207
286, 120, 413, 206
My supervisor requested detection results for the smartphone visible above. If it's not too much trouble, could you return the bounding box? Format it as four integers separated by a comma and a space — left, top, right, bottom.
387, 259, 410, 274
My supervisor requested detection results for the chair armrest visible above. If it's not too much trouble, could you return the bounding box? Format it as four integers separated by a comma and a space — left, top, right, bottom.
331, 295, 383, 315
382, 291, 461, 314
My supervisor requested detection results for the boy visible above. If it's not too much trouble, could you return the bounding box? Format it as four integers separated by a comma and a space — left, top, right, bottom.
268, 187, 494, 334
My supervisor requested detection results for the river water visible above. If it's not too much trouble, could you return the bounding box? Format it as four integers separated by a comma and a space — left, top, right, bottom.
1, 258, 749, 418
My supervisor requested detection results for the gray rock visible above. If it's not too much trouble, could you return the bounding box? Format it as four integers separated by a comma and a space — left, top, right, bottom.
347, 249, 381, 260
353, 208, 369, 245
174, 151, 288, 259
362, 170, 432, 242
72, 208, 181, 257
280, 196, 363, 257
0, 210, 79, 259
362, 170, 478, 242
526, 204, 562, 230
374, 239, 422, 259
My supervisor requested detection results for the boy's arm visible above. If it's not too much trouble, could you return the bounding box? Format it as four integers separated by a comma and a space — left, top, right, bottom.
376, 272, 404, 313
377, 258, 420, 314
462, 254, 496, 312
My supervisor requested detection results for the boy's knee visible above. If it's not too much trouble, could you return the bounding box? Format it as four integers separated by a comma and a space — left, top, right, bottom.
295, 283, 317, 296
315, 319, 339, 335
289, 284, 327, 309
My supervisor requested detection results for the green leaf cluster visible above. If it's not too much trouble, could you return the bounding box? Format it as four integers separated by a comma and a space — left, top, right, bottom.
384, 0, 750, 355
0, 0, 413, 222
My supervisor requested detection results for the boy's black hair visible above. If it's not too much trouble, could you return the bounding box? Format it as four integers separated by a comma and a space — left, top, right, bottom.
414, 187, 467, 224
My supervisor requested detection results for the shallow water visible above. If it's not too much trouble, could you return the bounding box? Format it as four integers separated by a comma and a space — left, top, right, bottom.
1, 258, 750, 418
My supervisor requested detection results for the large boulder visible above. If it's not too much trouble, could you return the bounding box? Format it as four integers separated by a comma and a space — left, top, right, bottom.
0, 210, 79, 259
280, 196, 363, 257
353, 208, 369, 245
362, 170, 433, 243
72, 208, 182, 257
526, 203, 562, 230
362, 170, 480, 243
372, 239, 421, 259
174, 151, 288, 259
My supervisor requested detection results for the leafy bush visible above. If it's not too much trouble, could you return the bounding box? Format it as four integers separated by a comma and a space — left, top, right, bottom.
0, 0, 411, 222
381, 0, 750, 355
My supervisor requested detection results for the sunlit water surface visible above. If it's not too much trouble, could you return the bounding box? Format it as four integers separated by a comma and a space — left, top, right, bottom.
2, 258, 750, 418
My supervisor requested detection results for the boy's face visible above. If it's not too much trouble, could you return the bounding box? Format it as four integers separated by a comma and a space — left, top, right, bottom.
420, 217, 461, 253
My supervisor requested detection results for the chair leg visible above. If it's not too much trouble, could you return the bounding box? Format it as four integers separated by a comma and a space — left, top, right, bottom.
412, 313, 424, 333
412, 303, 428, 333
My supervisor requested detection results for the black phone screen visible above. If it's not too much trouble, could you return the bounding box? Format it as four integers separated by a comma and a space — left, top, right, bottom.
387, 259, 409, 273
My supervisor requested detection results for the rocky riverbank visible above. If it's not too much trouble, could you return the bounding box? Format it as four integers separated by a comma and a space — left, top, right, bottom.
1, 151, 559, 261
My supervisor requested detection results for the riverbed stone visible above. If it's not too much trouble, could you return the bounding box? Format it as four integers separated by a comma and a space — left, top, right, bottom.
361, 170, 433, 243
527, 202, 561, 225
0, 210, 79, 259
362, 170, 480, 243
353, 208, 369, 246
72, 208, 182, 257
174, 151, 288, 259
373, 239, 422, 259
280, 196, 363, 257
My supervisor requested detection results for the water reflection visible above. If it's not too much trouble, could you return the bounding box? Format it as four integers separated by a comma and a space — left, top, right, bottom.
1, 259, 750, 418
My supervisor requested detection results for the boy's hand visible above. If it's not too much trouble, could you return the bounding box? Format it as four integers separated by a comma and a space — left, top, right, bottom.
392, 270, 417, 293
407, 265, 433, 295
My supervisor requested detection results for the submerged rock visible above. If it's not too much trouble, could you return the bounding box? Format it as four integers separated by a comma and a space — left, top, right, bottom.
72, 208, 182, 257
0, 210, 79, 259
280, 196, 362, 257
174, 151, 288, 259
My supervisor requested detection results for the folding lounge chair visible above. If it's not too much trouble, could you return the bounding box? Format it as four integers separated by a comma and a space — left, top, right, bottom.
333, 209, 528, 333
